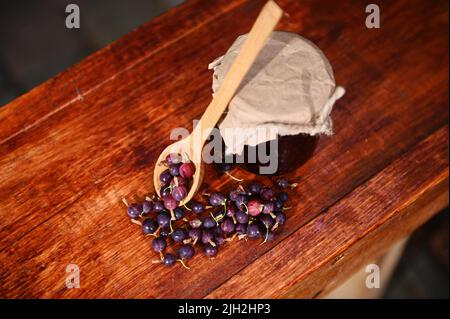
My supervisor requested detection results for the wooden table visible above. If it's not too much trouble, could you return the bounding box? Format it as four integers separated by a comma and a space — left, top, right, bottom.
0, 0, 448, 298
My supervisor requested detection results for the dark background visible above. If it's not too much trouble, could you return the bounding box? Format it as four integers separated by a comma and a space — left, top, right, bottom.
0, 0, 448, 298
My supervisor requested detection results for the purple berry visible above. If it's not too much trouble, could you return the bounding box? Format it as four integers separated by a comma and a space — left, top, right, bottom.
166, 153, 182, 165
260, 187, 274, 201
127, 203, 142, 219
249, 181, 262, 195
275, 212, 287, 225
163, 194, 178, 210
191, 201, 204, 214
172, 228, 188, 243
159, 169, 173, 184
247, 224, 260, 238
203, 216, 217, 229
236, 210, 249, 224
171, 185, 187, 201
204, 244, 218, 257
163, 253, 176, 267
209, 192, 226, 206
179, 245, 195, 260
220, 218, 235, 234
142, 200, 153, 214
142, 219, 158, 235
156, 212, 171, 228
236, 223, 247, 235
152, 237, 167, 253
154, 200, 165, 213
173, 207, 185, 220
276, 178, 290, 189
277, 191, 289, 202
169, 164, 180, 176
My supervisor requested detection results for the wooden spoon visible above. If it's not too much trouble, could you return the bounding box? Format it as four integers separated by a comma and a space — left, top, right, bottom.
153, 0, 283, 205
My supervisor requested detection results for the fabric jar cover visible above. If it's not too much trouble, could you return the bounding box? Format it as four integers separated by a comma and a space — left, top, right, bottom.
209, 31, 345, 155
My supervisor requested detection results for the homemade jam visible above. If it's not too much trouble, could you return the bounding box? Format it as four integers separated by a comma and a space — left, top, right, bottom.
239, 133, 318, 175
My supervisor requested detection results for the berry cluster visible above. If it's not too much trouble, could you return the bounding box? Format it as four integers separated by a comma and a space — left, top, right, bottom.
158, 153, 196, 212
124, 156, 295, 269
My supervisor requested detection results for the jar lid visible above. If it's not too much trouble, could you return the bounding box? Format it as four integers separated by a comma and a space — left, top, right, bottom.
209, 31, 345, 154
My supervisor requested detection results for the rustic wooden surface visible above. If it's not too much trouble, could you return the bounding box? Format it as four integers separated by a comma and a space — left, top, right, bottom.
0, 0, 448, 298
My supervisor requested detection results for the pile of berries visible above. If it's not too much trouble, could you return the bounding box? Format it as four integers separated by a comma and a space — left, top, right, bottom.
123, 155, 296, 269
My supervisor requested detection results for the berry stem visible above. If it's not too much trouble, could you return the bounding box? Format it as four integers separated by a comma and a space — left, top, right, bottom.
131, 219, 142, 226
177, 259, 191, 270
225, 171, 243, 182
122, 198, 129, 207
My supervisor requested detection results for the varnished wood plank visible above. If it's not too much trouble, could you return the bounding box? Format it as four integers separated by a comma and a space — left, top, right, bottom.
207, 126, 449, 298
0, 0, 448, 298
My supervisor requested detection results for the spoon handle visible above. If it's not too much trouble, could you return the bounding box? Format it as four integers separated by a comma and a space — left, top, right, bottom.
194, 0, 283, 139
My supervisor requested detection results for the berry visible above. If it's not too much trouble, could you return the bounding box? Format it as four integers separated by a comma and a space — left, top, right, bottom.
154, 200, 165, 213
203, 216, 217, 229
215, 235, 226, 246
160, 185, 171, 197
248, 199, 263, 217
127, 203, 142, 219
159, 169, 173, 184
276, 178, 290, 189
152, 237, 167, 253
142, 200, 153, 214
277, 191, 289, 203
166, 153, 182, 165
225, 204, 237, 218
172, 185, 187, 201
249, 181, 262, 195
233, 194, 248, 208
204, 244, 218, 257
173, 207, 185, 220
262, 201, 274, 215
189, 228, 202, 244
236, 210, 249, 224
189, 219, 202, 228
179, 163, 195, 179
229, 190, 241, 202
163, 194, 178, 210
172, 228, 188, 243
142, 219, 158, 235
273, 199, 284, 211
235, 223, 247, 235
260, 187, 274, 201
275, 212, 287, 225
169, 164, 180, 176
209, 192, 226, 206
156, 212, 171, 228
201, 229, 215, 245
220, 218, 235, 234
247, 224, 260, 239
162, 253, 176, 267
259, 214, 275, 229
191, 201, 204, 214
179, 245, 195, 260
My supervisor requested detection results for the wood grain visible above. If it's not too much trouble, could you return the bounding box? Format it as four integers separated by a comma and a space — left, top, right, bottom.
0, 0, 448, 298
